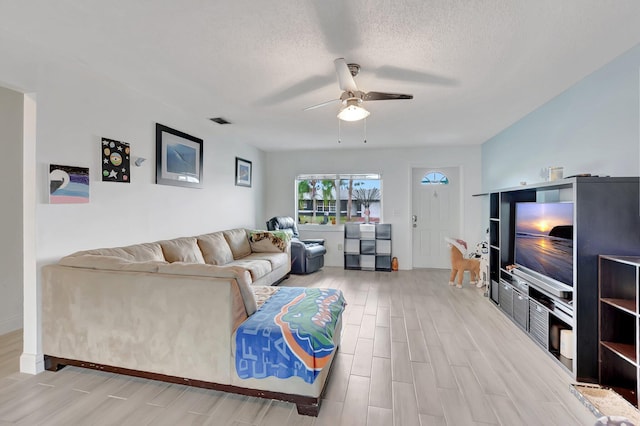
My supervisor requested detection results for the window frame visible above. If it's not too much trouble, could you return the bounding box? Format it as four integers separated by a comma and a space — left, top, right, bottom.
295, 173, 382, 227
421, 171, 449, 185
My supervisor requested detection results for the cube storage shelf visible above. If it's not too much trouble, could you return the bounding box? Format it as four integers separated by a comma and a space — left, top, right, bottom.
599, 255, 640, 407
344, 223, 392, 271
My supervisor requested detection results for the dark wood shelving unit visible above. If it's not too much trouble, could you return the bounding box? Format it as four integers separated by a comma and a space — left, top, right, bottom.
599, 255, 640, 408
601, 342, 636, 364
601, 298, 637, 315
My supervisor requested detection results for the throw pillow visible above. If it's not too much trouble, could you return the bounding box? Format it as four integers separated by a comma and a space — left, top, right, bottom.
248, 230, 290, 253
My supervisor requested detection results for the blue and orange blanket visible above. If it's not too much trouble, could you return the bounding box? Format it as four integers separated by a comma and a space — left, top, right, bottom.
235, 287, 346, 384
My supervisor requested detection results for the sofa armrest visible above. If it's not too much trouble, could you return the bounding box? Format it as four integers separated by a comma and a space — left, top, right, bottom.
42, 264, 240, 384
302, 244, 327, 258
59, 254, 167, 272
158, 262, 257, 315
300, 238, 325, 246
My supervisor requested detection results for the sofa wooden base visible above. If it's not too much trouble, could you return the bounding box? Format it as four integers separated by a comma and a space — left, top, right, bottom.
44, 355, 323, 416
272, 272, 290, 285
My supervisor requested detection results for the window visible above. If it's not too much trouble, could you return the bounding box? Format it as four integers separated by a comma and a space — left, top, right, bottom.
316, 200, 337, 213
296, 174, 382, 225
421, 171, 449, 185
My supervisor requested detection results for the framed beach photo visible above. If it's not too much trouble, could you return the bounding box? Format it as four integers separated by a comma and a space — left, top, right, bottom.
235, 157, 252, 187
155, 123, 203, 188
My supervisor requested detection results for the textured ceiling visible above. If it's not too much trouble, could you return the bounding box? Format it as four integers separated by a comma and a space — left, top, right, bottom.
1, 0, 640, 151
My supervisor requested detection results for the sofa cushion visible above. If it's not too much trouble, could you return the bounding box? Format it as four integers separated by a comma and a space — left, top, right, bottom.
244, 252, 289, 271
121, 243, 165, 261
248, 230, 290, 253
59, 255, 167, 272
223, 229, 252, 260
197, 232, 234, 265
157, 262, 257, 316
230, 259, 272, 281
81, 247, 137, 260
159, 237, 206, 264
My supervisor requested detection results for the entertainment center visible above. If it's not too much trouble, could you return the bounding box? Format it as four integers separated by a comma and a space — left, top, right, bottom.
487, 177, 640, 383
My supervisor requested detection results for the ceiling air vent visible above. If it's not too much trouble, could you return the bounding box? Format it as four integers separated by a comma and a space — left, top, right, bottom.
210, 117, 231, 125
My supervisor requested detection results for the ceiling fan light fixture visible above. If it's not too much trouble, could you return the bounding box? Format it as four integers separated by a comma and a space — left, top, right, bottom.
337, 99, 370, 121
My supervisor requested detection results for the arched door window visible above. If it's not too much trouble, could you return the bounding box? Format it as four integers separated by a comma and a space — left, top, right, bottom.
421, 171, 449, 185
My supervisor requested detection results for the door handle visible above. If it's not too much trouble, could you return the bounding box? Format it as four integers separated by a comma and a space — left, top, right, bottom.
412, 215, 417, 228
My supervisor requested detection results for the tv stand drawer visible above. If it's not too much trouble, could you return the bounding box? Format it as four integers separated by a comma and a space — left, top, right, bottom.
499, 280, 513, 316
529, 300, 549, 349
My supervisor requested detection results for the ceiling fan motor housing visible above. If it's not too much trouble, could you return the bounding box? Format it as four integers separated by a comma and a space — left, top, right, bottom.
347, 63, 360, 77
340, 90, 365, 103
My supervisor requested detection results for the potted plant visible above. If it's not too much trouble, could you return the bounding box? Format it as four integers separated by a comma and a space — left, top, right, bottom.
353, 187, 380, 223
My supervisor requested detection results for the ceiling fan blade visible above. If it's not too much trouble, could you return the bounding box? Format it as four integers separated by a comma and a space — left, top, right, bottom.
256, 74, 335, 106
303, 98, 340, 111
364, 91, 414, 101
311, 2, 360, 54
334, 58, 358, 93
375, 66, 458, 86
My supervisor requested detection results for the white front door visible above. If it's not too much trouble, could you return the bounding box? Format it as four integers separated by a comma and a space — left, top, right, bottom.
411, 167, 460, 269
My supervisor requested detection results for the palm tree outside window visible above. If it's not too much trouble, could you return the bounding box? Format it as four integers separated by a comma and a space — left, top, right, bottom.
295, 174, 382, 225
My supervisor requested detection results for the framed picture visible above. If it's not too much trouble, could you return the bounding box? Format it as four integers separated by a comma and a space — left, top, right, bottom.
101, 137, 130, 183
49, 164, 90, 204
235, 157, 252, 187
156, 123, 203, 188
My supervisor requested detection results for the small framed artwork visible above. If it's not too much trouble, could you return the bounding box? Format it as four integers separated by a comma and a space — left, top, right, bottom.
235, 157, 252, 187
49, 164, 90, 204
101, 137, 130, 183
156, 123, 203, 188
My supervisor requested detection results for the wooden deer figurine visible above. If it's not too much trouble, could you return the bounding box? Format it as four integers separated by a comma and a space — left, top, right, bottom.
446, 238, 481, 288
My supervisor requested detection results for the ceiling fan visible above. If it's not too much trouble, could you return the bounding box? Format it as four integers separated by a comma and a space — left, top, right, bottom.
304, 58, 414, 121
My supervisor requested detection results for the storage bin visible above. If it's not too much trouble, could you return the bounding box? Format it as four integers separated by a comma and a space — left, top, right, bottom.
560, 329, 573, 359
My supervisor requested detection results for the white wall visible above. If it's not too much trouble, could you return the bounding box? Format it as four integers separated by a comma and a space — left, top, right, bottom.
265, 146, 484, 269
0, 31, 265, 373
32, 66, 265, 264
482, 43, 640, 191
0, 86, 24, 334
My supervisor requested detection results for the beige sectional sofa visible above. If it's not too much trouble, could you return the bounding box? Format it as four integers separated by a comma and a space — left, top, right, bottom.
58, 228, 291, 286
41, 228, 344, 415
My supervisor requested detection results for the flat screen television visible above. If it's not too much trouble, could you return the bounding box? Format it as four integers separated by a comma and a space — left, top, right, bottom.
514, 202, 574, 287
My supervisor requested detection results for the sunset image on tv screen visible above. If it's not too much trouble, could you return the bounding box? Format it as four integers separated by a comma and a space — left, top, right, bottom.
515, 202, 574, 285
516, 202, 573, 236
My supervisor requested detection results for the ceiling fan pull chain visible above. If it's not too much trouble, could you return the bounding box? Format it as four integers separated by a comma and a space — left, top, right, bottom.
363, 118, 367, 143
338, 118, 341, 143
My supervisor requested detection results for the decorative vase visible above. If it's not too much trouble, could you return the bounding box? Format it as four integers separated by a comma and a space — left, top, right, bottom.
391, 257, 398, 271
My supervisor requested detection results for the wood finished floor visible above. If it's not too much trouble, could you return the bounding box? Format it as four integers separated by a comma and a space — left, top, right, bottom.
0, 267, 595, 425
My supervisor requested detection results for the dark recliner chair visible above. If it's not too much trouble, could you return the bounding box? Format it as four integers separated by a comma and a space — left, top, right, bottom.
266, 216, 326, 274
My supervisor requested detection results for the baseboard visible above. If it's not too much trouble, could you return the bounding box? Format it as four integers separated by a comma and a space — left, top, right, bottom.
0, 313, 22, 335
